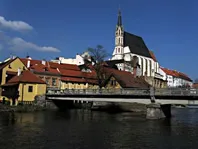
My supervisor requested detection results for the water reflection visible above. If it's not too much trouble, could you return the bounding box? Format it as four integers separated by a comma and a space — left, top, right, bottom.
0, 109, 198, 149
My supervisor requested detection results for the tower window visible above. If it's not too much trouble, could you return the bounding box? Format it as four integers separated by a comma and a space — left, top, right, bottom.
118, 48, 120, 53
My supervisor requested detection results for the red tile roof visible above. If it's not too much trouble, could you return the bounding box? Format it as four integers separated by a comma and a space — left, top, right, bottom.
20, 58, 44, 67
5, 70, 46, 85
149, 51, 157, 62
60, 69, 83, 77
49, 62, 80, 71
31, 64, 60, 75
161, 67, 192, 82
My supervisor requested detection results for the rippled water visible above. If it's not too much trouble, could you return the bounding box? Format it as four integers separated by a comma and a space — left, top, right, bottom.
0, 108, 198, 149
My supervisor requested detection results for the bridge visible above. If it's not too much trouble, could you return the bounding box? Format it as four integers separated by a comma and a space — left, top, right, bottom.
46, 88, 198, 119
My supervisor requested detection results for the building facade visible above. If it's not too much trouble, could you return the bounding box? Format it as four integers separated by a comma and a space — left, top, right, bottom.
111, 10, 160, 78
161, 67, 192, 88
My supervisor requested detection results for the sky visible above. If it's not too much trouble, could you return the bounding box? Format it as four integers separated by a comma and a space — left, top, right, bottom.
0, 0, 198, 79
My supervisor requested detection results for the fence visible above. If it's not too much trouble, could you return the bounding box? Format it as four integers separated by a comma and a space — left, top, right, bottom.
46, 88, 198, 97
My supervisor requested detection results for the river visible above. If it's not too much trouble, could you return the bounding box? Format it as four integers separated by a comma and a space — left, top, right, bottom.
0, 108, 198, 149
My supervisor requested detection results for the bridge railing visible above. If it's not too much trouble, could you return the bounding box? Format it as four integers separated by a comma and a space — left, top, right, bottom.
155, 88, 198, 96
46, 88, 150, 96
46, 88, 198, 96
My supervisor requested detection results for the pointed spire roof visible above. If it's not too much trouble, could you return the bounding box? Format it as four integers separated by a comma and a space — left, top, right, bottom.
117, 9, 122, 26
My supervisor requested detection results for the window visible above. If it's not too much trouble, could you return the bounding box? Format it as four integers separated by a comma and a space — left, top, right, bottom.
46, 78, 50, 85
52, 78, 56, 86
110, 79, 116, 86
118, 48, 120, 53
28, 86, 33, 92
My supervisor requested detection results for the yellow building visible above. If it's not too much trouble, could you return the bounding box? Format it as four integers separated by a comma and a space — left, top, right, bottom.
1, 70, 46, 105
0, 57, 27, 98
60, 77, 98, 90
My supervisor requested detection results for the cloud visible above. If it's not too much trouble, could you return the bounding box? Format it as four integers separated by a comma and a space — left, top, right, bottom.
9, 37, 60, 52
0, 32, 60, 52
0, 16, 33, 32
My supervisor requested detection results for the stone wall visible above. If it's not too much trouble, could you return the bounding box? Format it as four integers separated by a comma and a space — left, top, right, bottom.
34, 95, 57, 109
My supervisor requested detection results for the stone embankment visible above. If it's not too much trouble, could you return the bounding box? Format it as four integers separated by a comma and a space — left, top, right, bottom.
0, 95, 57, 113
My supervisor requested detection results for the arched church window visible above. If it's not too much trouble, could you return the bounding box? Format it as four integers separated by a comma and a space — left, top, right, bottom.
118, 48, 120, 53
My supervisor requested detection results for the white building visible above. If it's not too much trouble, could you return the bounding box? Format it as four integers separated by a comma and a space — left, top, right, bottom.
51, 52, 91, 66
111, 10, 160, 78
161, 67, 193, 88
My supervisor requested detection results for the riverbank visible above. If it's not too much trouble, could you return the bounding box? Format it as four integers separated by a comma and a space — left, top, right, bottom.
0, 104, 50, 113
0, 101, 147, 114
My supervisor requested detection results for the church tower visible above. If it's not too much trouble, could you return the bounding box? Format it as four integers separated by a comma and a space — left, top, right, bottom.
112, 9, 124, 60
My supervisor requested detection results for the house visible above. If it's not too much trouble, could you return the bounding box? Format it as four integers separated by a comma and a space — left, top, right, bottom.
59, 68, 98, 89
0, 57, 27, 98
21, 57, 62, 89
1, 70, 46, 105
161, 68, 192, 88
111, 9, 160, 77
103, 67, 150, 89
21, 56, 99, 90
50, 51, 92, 66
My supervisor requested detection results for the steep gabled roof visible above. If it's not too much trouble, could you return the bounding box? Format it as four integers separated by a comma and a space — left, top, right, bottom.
103, 67, 150, 88
4, 70, 46, 85
124, 32, 152, 58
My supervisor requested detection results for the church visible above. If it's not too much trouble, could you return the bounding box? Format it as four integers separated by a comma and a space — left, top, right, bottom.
111, 10, 160, 78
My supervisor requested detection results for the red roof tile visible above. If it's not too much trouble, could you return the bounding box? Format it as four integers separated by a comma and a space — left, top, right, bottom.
20, 58, 44, 67
6, 70, 46, 84
60, 69, 83, 77
31, 64, 60, 75
161, 67, 192, 82
49, 62, 80, 71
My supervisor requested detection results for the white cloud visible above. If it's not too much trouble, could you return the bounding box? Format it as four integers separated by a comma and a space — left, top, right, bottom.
10, 37, 60, 52
0, 16, 33, 32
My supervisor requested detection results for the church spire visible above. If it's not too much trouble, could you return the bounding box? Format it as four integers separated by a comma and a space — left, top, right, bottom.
117, 9, 122, 26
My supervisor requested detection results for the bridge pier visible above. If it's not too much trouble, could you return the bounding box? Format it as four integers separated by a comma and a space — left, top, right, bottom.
146, 104, 171, 119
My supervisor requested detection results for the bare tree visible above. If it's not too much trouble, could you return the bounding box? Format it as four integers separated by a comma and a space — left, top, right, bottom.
87, 45, 108, 88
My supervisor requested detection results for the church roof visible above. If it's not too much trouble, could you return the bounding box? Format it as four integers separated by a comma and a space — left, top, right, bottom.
123, 31, 152, 58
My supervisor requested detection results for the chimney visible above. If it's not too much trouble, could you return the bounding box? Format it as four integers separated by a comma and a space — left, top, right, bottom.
17, 68, 21, 76
27, 60, 30, 68
42, 59, 46, 65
